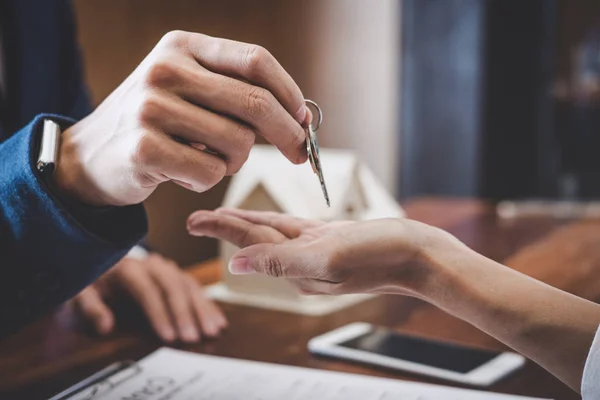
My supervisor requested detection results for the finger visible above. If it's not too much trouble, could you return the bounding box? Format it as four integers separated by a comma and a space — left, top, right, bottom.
288, 278, 333, 295
148, 258, 200, 343
187, 210, 287, 247
140, 92, 255, 175
288, 278, 333, 296
186, 33, 307, 125
185, 276, 228, 338
139, 130, 226, 193
119, 265, 176, 342
303, 105, 313, 126
178, 68, 306, 164
156, 35, 306, 164
73, 287, 115, 335
215, 208, 322, 238
228, 242, 330, 280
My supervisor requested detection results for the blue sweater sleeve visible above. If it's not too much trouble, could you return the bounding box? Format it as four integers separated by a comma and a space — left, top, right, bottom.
0, 114, 147, 337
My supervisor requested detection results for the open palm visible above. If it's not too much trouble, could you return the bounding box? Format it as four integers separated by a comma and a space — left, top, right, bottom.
187, 208, 438, 296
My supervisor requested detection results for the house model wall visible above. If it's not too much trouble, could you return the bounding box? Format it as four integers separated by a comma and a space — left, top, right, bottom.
208, 145, 405, 315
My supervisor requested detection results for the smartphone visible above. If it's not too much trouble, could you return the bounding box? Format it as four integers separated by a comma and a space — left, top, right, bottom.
308, 322, 525, 386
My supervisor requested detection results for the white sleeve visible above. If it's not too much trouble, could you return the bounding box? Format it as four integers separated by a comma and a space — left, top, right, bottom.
582, 323, 600, 400
126, 245, 149, 260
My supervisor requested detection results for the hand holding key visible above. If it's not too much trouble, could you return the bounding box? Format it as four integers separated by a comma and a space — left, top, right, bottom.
54, 31, 310, 207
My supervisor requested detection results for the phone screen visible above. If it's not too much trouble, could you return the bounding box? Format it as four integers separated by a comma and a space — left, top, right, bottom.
339, 328, 499, 373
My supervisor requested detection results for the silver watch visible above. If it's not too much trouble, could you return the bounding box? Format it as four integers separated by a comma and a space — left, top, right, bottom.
36, 119, 62, 175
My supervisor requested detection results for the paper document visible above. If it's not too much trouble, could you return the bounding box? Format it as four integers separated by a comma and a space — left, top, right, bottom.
72, 347, 551, 400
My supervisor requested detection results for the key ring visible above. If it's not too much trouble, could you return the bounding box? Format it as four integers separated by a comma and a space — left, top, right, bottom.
304, 99, 323, 131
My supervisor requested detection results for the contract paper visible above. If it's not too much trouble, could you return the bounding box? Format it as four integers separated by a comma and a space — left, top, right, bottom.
76, 347, 551, 400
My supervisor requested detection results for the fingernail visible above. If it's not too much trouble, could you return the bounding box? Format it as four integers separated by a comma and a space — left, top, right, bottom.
204, 323, 218, 338
295, 105, 307, 124
181, 325, 199, 342
186, 219, 204, 236
190, 142, 207, 151
228, 257, 254, 275
159, 326, 176, 342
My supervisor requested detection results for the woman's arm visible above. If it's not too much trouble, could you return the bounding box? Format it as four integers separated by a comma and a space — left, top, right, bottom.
421, 242, 600, 392
188, 209, 600, 393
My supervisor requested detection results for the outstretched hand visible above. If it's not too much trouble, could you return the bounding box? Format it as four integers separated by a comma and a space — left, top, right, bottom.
190, 209, 600, 395
187, 209, 451, 296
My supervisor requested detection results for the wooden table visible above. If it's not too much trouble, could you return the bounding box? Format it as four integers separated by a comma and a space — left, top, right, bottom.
2, 198, 600, 400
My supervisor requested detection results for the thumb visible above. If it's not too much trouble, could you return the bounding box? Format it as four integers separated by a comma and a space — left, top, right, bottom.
74, 286, 115, 335
228, 243, 323, 279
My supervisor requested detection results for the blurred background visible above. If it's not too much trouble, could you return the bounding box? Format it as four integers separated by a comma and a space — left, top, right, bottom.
71, 0, 599, 266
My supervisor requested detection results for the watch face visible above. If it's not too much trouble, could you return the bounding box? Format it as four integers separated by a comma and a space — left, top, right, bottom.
37, 119, 61, 174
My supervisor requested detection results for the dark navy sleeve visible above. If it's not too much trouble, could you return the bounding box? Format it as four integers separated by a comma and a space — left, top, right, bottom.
58, 0, 93, 120
0, 114, 147, 337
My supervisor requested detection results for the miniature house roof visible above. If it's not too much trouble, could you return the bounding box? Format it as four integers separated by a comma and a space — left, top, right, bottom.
223, 145, 404, 221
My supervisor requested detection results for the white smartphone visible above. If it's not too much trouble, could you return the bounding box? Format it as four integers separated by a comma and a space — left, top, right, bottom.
308, 322, 526, 387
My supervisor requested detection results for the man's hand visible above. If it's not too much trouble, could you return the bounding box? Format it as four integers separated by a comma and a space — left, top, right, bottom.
70, 253, 227, 342
55, 31, 309, 206
187, 208, 459, 297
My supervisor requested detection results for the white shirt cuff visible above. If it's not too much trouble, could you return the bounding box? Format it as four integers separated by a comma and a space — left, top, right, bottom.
126, 245, 149, 260
582, 323, 600, 400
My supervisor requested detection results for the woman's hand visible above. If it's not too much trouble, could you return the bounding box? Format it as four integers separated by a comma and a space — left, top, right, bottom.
188, 208, 600, 393
70, 253, 227, 342
187, 208, 459, 298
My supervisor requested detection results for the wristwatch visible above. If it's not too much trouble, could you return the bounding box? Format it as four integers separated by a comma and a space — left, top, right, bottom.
36, 119, 61, 176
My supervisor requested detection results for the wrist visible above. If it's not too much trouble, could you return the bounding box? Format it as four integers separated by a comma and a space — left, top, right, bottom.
415, 231, 517, 324
399, 224, 477, 305
53, 124, 108, 207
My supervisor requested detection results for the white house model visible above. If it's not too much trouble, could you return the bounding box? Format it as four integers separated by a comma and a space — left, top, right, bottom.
207, 145, 405, 315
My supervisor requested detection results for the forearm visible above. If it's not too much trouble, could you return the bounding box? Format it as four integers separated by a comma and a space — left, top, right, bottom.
186, 212, 600, 391
421, 242, 600, 392
0, 116, 147, 336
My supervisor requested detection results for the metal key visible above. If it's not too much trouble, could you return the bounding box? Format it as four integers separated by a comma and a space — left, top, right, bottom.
304, 99, 330, 207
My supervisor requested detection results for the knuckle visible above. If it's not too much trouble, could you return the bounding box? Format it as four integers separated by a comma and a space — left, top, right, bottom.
236, 126, 256, 155
209, 157, 227, 177
166, 261, 180, 271
183, 273, 198, 287
202, 159, 227, 188
137, 92, 164, 125
242, 86, 276, 122
235, 226, 253, 247
118, 267, 138, 286
164, 288, 181, 306
226, 126, 255, 174
133, 132, 161, 167
289, 125, 307, 164
144, 61, 179, 88
241, 44, 270, 77
260, 255, 284, 278
159, 30, 189, 49
205, 36, 224, 56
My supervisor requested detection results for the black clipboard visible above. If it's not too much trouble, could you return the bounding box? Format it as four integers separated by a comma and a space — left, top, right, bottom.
48, 360, 142, 400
